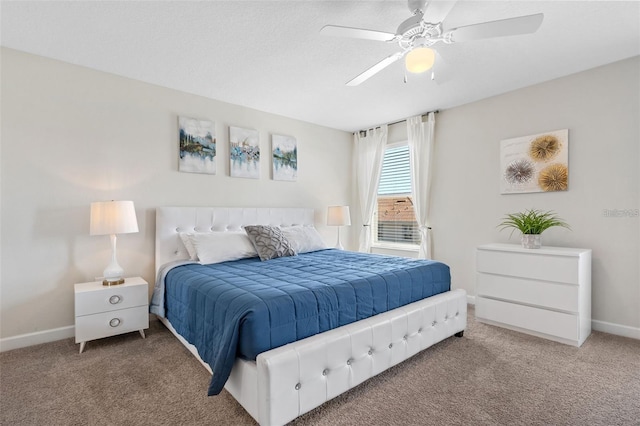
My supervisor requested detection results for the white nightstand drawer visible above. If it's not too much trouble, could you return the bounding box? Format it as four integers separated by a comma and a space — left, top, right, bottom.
477, 249, 579, 284
75, 305, 149, 343
476, 297, 578, 341
75, 279, 147, 316
477, 273, 579, 313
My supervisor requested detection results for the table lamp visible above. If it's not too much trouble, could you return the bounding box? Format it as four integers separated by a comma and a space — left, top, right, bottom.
327, 205, 351, 250
90, 200, 139, 285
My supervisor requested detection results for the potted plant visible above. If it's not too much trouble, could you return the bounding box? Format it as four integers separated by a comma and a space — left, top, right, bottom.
498, 209, 570, 249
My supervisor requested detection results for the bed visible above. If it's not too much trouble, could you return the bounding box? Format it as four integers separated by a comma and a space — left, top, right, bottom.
153, 206, 467, 425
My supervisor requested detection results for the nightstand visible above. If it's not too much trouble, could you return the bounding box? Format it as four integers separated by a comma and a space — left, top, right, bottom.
74, 277, 149, 353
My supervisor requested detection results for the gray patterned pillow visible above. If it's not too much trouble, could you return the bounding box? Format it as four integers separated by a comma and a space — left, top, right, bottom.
244, 225, 296, 261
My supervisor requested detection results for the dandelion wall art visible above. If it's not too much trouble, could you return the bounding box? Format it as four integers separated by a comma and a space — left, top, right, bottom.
500, 129, 569, 194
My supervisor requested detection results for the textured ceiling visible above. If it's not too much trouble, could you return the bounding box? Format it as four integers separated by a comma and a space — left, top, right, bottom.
1, 1, 639, 132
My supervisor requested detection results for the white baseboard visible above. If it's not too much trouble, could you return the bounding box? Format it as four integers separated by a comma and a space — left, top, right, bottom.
592, 319, 640, 340
1, 312, 637, 353
0, 325, 75, 352
0, 316, 160, 352
468, 294, 637, 340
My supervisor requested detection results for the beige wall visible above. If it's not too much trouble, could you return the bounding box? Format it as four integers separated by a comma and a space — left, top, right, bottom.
0, 48, 353, 341
361, 57, 638, 334
429, 57, 637, 332
1, 47, 638, 345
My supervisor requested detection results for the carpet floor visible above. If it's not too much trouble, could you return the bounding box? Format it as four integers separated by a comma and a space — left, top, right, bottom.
1, 306, 639, 426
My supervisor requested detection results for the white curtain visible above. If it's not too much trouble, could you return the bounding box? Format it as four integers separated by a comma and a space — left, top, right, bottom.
407, 113, 435, 259
354, 125, 387, 252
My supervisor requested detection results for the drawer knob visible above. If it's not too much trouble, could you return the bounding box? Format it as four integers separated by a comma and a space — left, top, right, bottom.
109, 295, 122, 305
109, 318, 121, 328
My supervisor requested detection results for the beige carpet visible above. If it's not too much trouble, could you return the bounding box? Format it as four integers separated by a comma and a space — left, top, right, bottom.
1, 306, 639, 426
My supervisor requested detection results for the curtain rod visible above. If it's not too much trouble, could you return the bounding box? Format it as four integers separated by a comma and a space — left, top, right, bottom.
387, 109, 439, 126
355, 110, 440, 135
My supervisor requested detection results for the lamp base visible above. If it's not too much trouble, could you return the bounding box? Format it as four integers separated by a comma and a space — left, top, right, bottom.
103, 278, 125, 286
334, 227, 345, 250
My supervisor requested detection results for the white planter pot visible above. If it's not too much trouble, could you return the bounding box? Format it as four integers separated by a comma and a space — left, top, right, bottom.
521, 234, 541, 249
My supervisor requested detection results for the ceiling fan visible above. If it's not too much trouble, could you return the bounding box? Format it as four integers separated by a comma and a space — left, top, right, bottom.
320, 0, 544, 86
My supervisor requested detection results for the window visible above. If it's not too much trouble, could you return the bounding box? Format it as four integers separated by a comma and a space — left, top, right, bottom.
373, 143, 420, 246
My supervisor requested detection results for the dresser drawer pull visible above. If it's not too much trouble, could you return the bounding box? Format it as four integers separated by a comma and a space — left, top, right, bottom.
109, 318, 121, 328
109, 295, 122, 305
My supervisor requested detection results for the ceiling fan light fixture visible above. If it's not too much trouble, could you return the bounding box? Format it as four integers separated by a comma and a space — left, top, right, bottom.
405, 47, 435, 74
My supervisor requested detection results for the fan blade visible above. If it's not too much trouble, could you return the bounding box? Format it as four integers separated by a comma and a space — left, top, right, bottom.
346, 52, 404, 86
423, 0, 459, 24
320, 25, 396, 42
446, 13, 544, 43
431, 50, 452, 85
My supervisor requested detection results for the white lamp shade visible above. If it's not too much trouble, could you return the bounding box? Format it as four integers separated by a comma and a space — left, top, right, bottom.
405, 47, 435, 74
90, 201, 139, 236
327, 206, 351, 226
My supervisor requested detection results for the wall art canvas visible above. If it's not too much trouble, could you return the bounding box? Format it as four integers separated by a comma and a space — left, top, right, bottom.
229, 126, 260, 179
178, 116, 216, 174
272, 134, 298, 181
500, 129, 569, 194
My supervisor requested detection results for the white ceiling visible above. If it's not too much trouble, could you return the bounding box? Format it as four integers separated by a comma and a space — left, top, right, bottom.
1, 1, 639, 132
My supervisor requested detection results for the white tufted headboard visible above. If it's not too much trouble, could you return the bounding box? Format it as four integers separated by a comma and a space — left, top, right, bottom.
155, 207, 315, 277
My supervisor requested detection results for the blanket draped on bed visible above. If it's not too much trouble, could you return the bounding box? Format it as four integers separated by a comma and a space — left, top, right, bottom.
151, 249, 450, 395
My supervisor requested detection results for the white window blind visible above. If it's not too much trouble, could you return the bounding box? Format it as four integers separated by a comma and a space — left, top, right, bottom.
375, 144, 420, 245
378, 145, 412, 195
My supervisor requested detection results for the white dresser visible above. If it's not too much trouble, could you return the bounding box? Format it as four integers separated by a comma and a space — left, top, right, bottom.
475, 243, 591, 347
75, 277, 149, 353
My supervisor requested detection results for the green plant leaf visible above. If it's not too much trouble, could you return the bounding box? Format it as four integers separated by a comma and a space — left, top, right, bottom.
498, 209, 570, 236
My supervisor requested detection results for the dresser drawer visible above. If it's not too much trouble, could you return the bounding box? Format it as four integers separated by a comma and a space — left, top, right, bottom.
75, 306, 149, 343
476, 297, 578, 341
477, 273, 579, 313
477, 249, 579, 284
75, 282, 147, 316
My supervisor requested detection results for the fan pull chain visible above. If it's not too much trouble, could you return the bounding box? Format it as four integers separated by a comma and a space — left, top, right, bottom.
404, 72, 408, 83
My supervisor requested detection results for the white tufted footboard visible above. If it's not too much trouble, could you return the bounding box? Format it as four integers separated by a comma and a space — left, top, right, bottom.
223, 288, 467, 425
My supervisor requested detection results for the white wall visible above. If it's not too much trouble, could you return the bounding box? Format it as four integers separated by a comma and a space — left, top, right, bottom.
427, 57, 638, 333
0, 48, 353, 342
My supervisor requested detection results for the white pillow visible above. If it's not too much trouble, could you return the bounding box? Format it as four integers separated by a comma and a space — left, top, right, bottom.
190, 232, 258, 264
281, 226, 327, 254
179, 233, 199, 260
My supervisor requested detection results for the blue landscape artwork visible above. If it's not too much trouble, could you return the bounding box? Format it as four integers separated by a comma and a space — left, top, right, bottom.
230, 126, 260, 179
178, 116, 216, 174
272, 134, 297, 181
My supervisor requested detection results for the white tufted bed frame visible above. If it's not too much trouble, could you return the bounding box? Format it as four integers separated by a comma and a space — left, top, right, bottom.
155, 207, 467, 426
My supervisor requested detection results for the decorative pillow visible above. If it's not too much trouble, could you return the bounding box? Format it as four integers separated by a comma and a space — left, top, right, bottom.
189, 232, 258, 264
179, 233, 199, 260
281, 226, 327, 254
244, 225, 296, 261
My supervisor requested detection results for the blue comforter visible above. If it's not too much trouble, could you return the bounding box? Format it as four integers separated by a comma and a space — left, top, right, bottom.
151, 249, 450, 395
